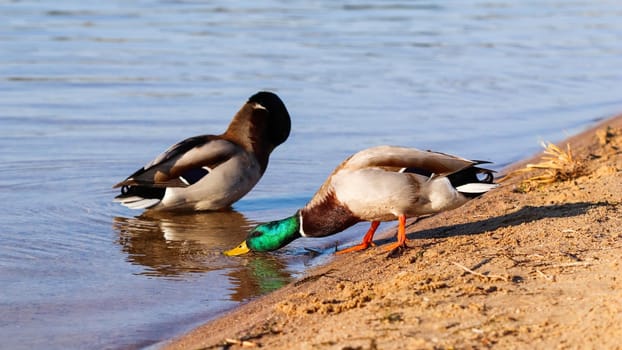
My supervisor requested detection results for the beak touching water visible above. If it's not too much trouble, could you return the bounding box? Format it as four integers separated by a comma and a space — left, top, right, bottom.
224, 240, 250, 256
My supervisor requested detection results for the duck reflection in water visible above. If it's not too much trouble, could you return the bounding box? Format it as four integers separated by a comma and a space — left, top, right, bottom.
113, 210, 295, 301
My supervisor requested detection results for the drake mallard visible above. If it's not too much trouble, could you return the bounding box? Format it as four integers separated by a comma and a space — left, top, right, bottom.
113, 91, 291, 211
224, 145, 497, 255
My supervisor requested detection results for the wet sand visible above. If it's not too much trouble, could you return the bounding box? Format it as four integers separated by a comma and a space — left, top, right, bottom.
164, 114, 622, 349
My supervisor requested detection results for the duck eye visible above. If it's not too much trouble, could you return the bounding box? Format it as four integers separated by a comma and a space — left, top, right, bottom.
250, 230, 262, 238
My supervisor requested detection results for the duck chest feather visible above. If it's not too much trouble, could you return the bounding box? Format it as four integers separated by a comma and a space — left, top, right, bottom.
300, 191, 360, 237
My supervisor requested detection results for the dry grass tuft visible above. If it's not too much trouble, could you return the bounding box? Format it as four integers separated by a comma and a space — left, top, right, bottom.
502, 141, 587, 191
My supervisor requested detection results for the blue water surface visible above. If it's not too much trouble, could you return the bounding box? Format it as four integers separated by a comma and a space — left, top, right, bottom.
1, 1, 621, 348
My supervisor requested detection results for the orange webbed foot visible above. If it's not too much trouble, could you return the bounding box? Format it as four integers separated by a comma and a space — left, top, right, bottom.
335, 221, 380, 255
383, 241, 408, 252
384, 242, 409, 258
383, 214, 408, 257
336, 242, 375, 254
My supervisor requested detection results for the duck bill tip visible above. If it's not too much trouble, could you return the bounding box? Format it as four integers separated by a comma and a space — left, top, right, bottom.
224, 241, 250, 256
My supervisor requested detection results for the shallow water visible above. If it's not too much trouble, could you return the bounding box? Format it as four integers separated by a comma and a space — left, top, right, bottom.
1, 1, 622, 349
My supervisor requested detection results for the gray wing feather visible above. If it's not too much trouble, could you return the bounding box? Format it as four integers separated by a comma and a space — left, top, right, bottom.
113, 136, 239, 188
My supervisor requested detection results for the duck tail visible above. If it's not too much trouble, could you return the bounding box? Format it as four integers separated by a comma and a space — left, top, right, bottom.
448, 165, 498, 198
113, 186, 165, 209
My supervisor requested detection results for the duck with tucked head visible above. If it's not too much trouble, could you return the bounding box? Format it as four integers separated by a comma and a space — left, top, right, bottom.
225, 145, 497, 255
113, 91, 291, 211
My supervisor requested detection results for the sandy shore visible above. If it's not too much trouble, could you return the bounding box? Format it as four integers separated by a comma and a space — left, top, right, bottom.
165, 115, 622, 350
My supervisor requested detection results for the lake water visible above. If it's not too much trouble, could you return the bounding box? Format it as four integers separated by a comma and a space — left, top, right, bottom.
1, 1, 621, 348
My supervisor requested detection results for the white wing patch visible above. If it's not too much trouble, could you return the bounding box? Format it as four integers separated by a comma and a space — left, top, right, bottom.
115, 197, 161, 209
456, 183, 499, 194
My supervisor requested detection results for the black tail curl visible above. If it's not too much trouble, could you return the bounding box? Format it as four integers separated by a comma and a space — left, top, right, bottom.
447, 166, 495, 198
116, 185, 165, 201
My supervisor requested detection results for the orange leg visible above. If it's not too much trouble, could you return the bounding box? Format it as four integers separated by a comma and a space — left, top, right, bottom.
383, 214, 407, 251
336, 221, 380, 254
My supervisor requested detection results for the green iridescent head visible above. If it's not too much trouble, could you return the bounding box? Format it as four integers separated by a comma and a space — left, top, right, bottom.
224, 213, 301, 256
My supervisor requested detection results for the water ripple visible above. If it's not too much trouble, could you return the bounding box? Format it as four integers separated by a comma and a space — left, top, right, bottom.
2, 0, 622, 349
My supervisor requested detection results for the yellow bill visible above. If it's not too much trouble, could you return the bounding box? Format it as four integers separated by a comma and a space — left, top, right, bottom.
224, 240, 250, 256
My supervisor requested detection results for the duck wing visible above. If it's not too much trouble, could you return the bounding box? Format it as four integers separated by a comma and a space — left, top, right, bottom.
113, 136, 239, 188
342, 145, 478, 175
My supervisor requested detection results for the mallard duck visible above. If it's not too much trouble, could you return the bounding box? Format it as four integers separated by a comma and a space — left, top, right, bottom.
224, 145, 497, 255
113, 91, 291, 211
